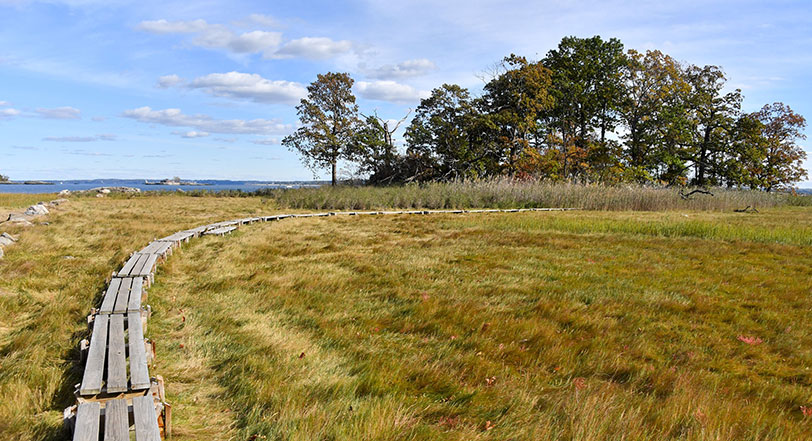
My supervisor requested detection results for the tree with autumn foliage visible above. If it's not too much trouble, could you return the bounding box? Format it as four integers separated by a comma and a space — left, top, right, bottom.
542, 36, 627, 179
285, 37, 808, 190
620, 49, 693, 183
477, 54, 554, 173
283, 72, 362, 186
736, 103, 808, 191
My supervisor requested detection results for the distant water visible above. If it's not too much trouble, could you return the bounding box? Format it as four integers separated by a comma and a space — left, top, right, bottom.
0, 179, 327, 194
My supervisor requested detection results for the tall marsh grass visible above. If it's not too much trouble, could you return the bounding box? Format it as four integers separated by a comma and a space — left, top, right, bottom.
256, 180, 810, 211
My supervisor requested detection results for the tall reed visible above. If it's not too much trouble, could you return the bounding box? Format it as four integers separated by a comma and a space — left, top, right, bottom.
257, 180, 810, 211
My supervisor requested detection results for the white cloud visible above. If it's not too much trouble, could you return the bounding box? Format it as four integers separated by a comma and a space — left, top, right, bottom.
0, 100, 10, 106
366, 58, 436, 79
36, 106, 81, 119
122, 106, 290, 135
137, 18, 354, 60
172, 130, 209, 138
271, 37, 353, 60
97, 134, 117, 141
251, 137, 280, 145
137, 19, 282, 57
187, 72, 306, 104
43, 136, 96, 142
194, 29, 281, 54
0, 108, 20, 118
136, 19, 209, 34
156, 74, 184, 88
355, 80, 430, 103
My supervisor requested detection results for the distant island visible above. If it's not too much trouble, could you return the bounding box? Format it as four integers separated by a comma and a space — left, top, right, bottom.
0, 180, 53, 185
144, 177, 209, 186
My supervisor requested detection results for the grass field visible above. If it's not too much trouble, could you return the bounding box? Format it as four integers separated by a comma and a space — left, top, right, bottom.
0, 194, 810, 440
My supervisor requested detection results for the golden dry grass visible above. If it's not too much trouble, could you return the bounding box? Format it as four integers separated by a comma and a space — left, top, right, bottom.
0, 194, 809, 440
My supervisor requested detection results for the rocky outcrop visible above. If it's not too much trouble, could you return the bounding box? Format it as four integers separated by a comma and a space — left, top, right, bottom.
0, 232, 16, 259
0, 233, 16, 246
88, 186, 140, 194
24, 203, 49, 216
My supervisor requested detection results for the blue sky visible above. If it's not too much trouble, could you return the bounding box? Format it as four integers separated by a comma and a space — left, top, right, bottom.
1, 0, 810, 185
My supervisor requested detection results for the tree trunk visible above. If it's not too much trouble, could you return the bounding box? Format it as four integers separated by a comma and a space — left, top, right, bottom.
696, 126, 711, 186
331, 160, 337, 186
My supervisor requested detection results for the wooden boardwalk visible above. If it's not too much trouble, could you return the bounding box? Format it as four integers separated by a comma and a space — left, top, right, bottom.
65, 207, 575, 440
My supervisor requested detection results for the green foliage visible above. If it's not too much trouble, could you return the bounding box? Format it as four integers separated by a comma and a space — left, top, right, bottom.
621, 50, 692, 182
478, 54, 554, 172
404, 84, 485, 180
748, 103, 808, 191
542, 36, 628, 178
284, 37, 808, 190
0, 174, 9, 182
282, 72, 362, 186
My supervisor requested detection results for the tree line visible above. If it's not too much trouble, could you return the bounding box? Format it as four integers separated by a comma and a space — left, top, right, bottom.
283, 36, 808, 190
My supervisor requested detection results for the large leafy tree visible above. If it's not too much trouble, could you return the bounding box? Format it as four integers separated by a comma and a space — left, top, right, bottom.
736, 103, 808, 191
352, 111, 411, 184
543, 36, 627, 178
405, 84, 484, 180
684, 65, 742, 186
620, 49, 692, 182
478, 54, 554, 173
282, 72, 361, 186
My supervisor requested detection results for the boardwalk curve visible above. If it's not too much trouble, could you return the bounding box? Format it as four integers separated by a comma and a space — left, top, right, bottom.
64, 207, 575, 440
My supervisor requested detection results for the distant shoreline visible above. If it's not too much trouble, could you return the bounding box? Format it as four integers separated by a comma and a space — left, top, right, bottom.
0, 181, 53, 185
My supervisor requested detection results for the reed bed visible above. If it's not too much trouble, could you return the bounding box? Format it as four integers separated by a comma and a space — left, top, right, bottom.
257, 181, 810, 211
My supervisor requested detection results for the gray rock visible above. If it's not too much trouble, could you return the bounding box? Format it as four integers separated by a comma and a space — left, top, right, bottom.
0, 233, 16, 246
58, 189, 71, 196
99, 188, 111, 194
24, 204, 49, 216
7, 213, 27, 222
7, 218, 33, 227
49, 198, 69, 206
0, 246, 3, 259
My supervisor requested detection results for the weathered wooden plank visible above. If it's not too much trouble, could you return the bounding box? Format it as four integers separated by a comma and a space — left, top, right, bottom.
157, 230, 195, 242
103, 398, 129, 440
72, 401, 100, 441
132, 395, 161, 441
80, 314, 109, 395
99, 278, 122, 314
204, 226, 237, 236
155, 241, 173, 256
186, 225, 209, 234
113, 278, 132, 314
132, 254, 150, 276
119, 254, 140, 276
137, 242, 160, 255
106, 314, 127, 393
128, 277, 144, 312
133, 254, 158, 277
128, 311, 150, 390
